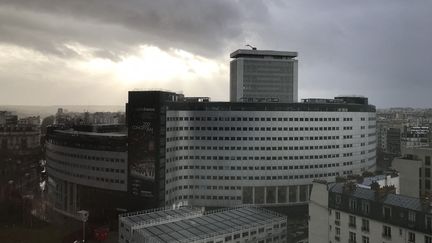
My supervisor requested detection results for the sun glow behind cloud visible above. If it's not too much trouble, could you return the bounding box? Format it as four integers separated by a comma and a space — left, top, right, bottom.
73, 44, 223, 87
0, 43, 228, 105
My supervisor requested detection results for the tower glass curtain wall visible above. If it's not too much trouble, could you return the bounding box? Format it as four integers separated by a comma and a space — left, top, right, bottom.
230, 49, 298, 103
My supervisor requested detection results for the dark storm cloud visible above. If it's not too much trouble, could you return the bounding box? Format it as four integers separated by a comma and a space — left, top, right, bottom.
0, 0, 269, 58
253, 0, 432, 107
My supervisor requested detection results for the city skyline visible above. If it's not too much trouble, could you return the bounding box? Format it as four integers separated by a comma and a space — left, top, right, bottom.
1, 2, 431, 243
0, 0, 431, 108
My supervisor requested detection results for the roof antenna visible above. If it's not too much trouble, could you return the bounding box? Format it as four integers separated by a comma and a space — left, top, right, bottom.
245, 44, 257, 50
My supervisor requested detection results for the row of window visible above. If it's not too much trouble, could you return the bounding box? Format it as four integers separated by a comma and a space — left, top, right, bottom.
166, 162, 345, 173
167, 185, 311, 205
333, 212, 376, 242
46, 147, 126, 163
47, 155, 126, 174
167, 194, 241, 202
333, 214, 426, 243
167, 116, 353, 122
167, 144, 345, 153
166, 172, 340, 184
47, 165, 125, 185
0, 126, 38, 132
336, 195, 432, 230
167, 126, 344, 132
166, 191, 308, 206
166, 153, 342, 163
1, 137, 32, 150
47, 139, 126, 153
167, 185, 241, 192
167, 135, 346, 143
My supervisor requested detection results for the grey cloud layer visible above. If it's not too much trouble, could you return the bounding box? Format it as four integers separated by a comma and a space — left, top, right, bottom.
0, 0, 269, 58
0, 0, 431, 107
258, 1, 432, 107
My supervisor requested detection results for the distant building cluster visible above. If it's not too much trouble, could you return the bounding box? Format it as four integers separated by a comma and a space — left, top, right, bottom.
0, 111, 18, 125
54, 108, 125, 126
376, 108, 432, 171
0, 110, 42, 209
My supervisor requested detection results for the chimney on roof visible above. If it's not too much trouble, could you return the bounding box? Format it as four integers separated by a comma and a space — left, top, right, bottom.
343, 181, 357, 194
374, 185, 396, 201
421, 192, 432, 210
370, 181, 380, 191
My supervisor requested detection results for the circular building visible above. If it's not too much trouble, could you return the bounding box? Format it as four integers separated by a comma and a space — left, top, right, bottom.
45, 126, 128, 221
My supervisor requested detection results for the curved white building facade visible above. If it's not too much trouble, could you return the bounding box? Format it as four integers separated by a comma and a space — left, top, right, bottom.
164, 100, 376, 207
46, 143, 128, 192
45, 129, 128, 218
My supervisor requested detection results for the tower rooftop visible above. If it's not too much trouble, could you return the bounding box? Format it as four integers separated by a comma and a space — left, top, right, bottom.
230, 49, 298, 58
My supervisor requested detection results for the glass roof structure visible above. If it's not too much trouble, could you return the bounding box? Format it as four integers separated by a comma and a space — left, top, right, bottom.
122, 207, 204, 229
120, 206, 285, 243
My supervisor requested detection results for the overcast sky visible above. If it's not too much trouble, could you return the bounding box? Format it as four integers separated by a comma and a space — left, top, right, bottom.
0, 0, 431, 108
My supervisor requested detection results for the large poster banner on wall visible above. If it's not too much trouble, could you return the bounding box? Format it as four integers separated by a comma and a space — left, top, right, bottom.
128, 107, 158, 198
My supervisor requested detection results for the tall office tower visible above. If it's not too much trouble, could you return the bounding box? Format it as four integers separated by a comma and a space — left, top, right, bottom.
230, 49, 298, 103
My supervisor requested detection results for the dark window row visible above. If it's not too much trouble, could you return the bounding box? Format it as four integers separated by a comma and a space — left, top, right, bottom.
46, 147, 126, 163
47, 164, 125, 184
47, 155, 126, 174
167, 144, 341, 152
167, 126, 341, 132
167, 116, 344, 122
166, 162, 342, 173
166, 153, 341, 163
165, 172, 340, 184
167, 135, 342, 143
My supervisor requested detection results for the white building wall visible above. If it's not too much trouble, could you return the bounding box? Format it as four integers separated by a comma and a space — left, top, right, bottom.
393, 158, 421, 198
393, 147, 432, 198
46, 143, 128, 191
383, 175, 400, 194
165, 110, 376, 207
308, 182, 329, 243
328, 209, 431, 243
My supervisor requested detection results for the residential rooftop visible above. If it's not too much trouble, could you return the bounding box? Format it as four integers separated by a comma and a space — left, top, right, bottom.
329, 183, 429, 213
55, 129, 126, 137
